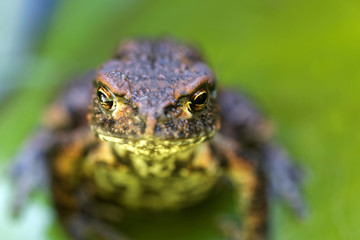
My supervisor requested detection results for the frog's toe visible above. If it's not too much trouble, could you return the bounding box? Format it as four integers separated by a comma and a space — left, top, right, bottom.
217, 215, 269, 240
264, 143, 308, 219
217, 216, 244, 240
65, 213, 130, 240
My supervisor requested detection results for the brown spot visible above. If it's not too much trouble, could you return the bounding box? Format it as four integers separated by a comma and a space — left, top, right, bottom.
42, 102, 71, 129
53, 188, 77, 211
53, 142, 83, 178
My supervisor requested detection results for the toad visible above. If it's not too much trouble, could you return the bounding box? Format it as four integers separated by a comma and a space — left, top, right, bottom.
12, 38, 305, 240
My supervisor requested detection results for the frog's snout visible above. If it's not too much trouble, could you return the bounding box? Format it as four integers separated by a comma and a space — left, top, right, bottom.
144, 115, 157, 136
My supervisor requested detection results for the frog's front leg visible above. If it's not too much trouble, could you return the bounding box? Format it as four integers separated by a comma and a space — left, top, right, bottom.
58, 182, 130, 240
213, 135, 268, 240
51, 138, 130, 240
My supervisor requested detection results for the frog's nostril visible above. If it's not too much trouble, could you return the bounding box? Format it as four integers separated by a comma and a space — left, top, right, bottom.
163, 105, 175, 117
154, 112, 160, 119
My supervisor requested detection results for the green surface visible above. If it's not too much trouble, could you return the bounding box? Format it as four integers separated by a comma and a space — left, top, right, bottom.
1, 0, 360, 239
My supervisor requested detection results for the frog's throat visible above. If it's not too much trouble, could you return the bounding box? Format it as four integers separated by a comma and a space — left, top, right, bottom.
96, 131, 215, 158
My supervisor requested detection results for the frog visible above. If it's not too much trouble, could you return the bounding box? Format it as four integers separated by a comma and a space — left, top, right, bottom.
12, 38, 306, 240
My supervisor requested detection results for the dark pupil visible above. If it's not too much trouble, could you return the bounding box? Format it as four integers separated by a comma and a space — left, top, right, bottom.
97, 91, 113, 110
194, 92, 208, 105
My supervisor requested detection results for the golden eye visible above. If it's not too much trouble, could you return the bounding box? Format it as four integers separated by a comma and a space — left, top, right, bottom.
97, 86, 116, 111
188, 88, 209, 112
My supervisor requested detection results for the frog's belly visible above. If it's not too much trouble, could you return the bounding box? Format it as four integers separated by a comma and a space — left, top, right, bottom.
92, 166, 222, 210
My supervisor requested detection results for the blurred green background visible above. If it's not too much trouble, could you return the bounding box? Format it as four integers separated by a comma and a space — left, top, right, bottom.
1, 0, 359, 239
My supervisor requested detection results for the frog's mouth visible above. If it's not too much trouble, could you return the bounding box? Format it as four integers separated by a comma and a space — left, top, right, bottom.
96, 131, 215, 157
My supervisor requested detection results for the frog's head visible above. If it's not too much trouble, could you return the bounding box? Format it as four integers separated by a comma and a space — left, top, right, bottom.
89, 39, 219, 156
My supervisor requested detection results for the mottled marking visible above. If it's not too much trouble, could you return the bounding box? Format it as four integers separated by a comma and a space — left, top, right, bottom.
85, 141, 222, 210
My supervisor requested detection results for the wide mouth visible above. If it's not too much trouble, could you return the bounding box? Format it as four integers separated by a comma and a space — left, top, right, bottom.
97, 133, 212, 146
96, 131, 215, 156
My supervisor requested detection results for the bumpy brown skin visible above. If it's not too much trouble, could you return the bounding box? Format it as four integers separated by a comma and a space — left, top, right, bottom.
12, 38, 305, 240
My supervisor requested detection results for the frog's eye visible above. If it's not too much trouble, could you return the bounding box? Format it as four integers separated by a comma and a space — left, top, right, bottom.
188, 88, 209, 112
97, 86, 116, 111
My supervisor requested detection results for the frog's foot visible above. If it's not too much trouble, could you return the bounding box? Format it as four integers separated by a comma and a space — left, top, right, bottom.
65, 213, 130, 240
11, 130, 52, 216
218, 215, 269, 240
218, 216, 243, 240
264, 143, 308, 218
